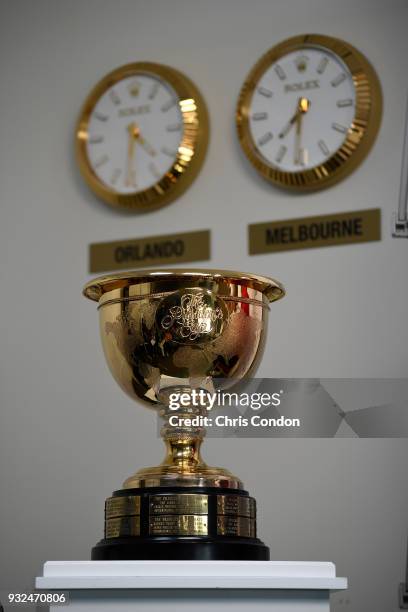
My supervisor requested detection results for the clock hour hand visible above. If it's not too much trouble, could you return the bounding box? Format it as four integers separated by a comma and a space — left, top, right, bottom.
278, 112, 298, 139
294, 111, 303, 165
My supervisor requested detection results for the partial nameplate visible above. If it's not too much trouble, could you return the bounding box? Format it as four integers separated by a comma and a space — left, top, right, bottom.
249, 208, 380, 254
217, 516, 256, 538
217, 495, 256, 518
89, 229, 210, 273
149, 493, 208, 515
105, 516, 140, 538
105, 496, 140, 519
149, 515, 208, 536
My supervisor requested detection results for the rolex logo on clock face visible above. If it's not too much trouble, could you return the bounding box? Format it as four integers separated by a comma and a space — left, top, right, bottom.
236, 35, 382, 191
76, 63, 209, 212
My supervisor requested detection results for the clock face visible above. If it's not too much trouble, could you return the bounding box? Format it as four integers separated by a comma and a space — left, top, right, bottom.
249, 47, 356, 172
76, 63, 209, 211
86, 74, 184, 193
236, 35, 382, 191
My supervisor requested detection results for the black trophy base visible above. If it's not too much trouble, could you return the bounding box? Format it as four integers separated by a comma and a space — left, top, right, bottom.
92, 486, 270, 561
92, 536, 269, 560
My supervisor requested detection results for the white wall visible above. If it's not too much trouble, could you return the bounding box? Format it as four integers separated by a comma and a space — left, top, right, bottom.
0, 1, 407, 610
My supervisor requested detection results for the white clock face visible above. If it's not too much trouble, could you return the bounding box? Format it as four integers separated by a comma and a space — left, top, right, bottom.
86, 74, 184, 193
248, 47, 356, 172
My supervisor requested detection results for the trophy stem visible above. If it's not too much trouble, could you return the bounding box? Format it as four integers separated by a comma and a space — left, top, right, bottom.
158, 385, 209, 472
160, 405, 207, 472
122, 393, 243, 488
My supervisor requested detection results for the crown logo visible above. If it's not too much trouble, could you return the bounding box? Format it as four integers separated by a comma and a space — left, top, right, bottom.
128, 81, 140, 97
295, 55, 308, 73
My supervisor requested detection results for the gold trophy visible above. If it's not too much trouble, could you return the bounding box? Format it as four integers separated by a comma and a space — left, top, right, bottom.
83, 269, 285, 560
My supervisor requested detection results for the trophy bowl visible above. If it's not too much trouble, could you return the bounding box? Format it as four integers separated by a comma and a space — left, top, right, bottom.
83, 268, 285, 560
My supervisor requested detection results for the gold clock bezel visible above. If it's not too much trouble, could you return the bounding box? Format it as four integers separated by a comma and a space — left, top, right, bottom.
236, 34, 382, 191
76, 62, 209, 212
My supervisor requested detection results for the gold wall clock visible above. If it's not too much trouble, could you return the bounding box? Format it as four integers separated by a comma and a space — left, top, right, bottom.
236, 34, 382, 191
76, 62, 209, 212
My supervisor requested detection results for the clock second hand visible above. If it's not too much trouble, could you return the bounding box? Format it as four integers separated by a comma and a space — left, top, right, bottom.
137, 133, 157, 157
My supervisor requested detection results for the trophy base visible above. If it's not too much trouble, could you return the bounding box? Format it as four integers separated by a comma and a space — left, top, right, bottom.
92, 536, 269, 561
92, 486, 270, 561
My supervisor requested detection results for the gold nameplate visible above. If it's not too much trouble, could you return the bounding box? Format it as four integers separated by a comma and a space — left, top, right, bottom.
105, 496, 140, 519
89, 230, 210, 273
149, 494, 208, 515
249, 208, 381, 255
105, 516, 140, 538
149, 515, 208, 536
217, 495, 255, 518
217, 516, 255, 538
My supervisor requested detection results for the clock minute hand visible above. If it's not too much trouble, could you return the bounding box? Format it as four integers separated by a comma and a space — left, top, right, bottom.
125, 122, 139, 187
294, 111, 302, 165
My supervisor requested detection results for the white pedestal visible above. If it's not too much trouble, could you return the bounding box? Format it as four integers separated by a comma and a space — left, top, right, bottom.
36, 561, 347, 611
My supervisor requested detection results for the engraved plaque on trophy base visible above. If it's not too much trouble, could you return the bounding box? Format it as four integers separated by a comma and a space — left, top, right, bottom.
92, 487, 269, 561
